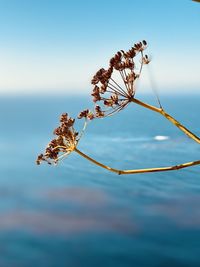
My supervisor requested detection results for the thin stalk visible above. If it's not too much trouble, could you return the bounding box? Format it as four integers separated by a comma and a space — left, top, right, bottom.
138, 51, 144, 77
74, 147, 200, 175
110, 77, 128, 96
74, 147, 119, 174
104, 100, 129, 117
77, 118, 88, 141
121, 69, 130, 92
119, 70, 129, 93
107, 83, 126, 97
131, 98, 200, 144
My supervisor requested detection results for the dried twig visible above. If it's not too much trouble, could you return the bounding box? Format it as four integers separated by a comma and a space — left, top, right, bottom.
37, 40, 200, 175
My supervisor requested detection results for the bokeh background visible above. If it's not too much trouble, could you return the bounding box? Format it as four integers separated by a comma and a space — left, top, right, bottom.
0, 0, 200, 95
0, 1, 200, 266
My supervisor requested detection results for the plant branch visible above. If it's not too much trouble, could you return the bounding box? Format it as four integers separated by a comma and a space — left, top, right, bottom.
131, 98, 200, 144
74, 147, 200, 175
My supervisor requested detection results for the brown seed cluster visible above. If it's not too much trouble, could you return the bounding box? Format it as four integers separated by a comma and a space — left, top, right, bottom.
38, 40, 150, 166
36, 113, 79, 165
78, 109, 94, 120
79, 40, 150, 119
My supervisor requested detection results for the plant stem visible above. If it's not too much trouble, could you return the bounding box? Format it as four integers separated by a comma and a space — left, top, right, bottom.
131, 98, 200, 144
74, 147, 200, 175
74, 147, 119, 174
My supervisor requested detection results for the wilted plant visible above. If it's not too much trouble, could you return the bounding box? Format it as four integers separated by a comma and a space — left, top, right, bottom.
78, 40, 149, 119
37, 40, 200, 175
37, 113, 79, 165
79, 40, 200, 144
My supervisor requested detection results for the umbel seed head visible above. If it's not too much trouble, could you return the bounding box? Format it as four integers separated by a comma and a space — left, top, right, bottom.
80, 40, 150, 119
36, 113, 79, 165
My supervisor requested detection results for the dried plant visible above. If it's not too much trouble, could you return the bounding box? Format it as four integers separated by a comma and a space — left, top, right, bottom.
37, 113, 80, 165
79, 40, 149, 119
37, 40, 200, 175
79, 40, 200, 144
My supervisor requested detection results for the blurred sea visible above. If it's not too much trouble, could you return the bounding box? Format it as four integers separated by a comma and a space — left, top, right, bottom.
0, 94, 200, 267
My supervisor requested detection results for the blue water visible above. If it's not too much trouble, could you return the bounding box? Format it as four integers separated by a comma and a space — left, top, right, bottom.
0, 94, 200, 267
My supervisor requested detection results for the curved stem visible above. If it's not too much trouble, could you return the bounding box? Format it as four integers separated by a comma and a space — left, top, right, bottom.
74, 147, 119, 174
74, 147, 200, 175
131, 98, 200, 144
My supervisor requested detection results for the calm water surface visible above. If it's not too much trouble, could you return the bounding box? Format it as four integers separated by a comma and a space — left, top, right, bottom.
0, 94, 200, 267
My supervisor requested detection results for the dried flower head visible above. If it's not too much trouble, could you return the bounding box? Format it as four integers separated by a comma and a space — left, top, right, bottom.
88, 40, 150, 118
36, 113, 80, 165
78, 109, 94, 120
37, 38, 200, 176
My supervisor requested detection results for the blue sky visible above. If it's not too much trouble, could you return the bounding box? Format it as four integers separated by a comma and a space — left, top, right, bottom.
0, 0, 199, 95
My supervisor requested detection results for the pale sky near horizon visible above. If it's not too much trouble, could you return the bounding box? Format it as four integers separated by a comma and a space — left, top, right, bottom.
0, 0, 199, 95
